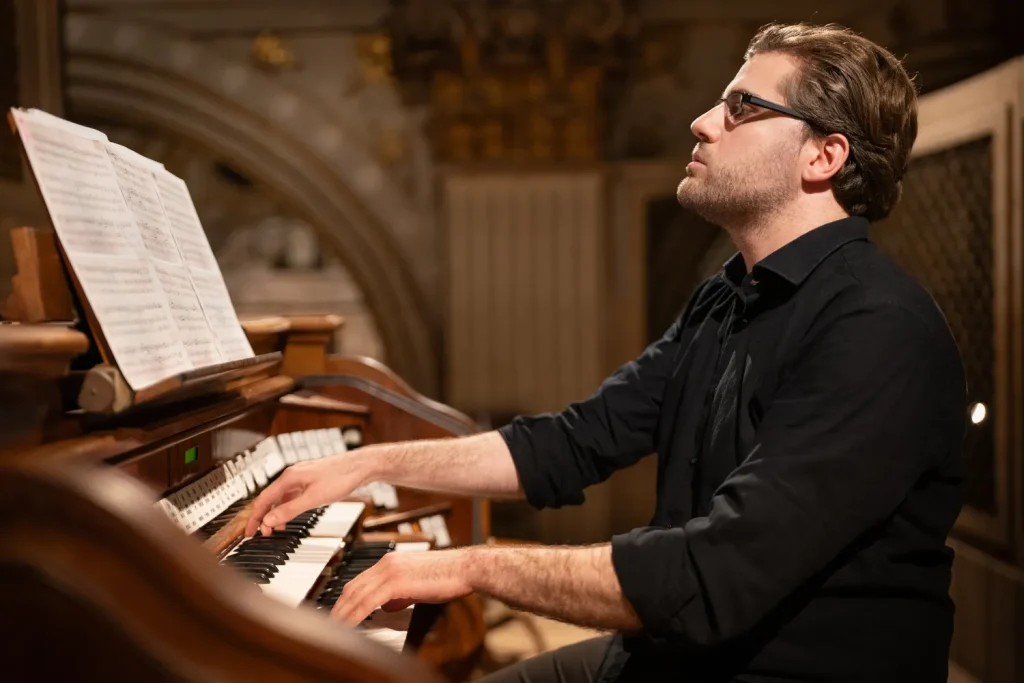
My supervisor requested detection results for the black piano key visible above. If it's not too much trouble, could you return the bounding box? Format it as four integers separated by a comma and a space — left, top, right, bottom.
311, 541, 398, 610
236, 566, 274, 582
228, 562, 279, 576
234, 540, 300, 553
224, 552, 289, 565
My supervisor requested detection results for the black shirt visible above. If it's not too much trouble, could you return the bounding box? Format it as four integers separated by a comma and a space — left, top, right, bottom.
498, 216, 967, 683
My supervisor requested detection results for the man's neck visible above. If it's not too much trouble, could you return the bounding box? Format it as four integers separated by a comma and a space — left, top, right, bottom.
727, 204, 850, 272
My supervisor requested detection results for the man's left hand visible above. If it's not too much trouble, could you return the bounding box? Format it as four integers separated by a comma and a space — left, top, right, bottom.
330, 548, 474, 625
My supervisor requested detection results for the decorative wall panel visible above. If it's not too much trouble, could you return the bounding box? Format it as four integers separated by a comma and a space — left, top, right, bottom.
443, 170, 607, 418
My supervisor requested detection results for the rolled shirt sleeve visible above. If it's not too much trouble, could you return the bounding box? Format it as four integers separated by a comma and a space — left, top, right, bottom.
610, 303, 965, 645
499, 308, 694, 510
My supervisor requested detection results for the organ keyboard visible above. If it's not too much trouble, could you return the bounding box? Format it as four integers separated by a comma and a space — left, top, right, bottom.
158, 425, 437, 655
0, 314, 489, 682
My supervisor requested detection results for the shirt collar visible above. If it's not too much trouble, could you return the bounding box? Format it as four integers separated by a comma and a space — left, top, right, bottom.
722, 216, 870, 289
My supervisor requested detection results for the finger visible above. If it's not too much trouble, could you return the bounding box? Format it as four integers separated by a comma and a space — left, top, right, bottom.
330, 574, 374, 623
332, 569, 389, 625
262, 495, 317, 530
245, 474, 293, 537
337, 592, 386, 627
268, 491, 303, 534
257, 470, 320, 526
381, 598, 415, 612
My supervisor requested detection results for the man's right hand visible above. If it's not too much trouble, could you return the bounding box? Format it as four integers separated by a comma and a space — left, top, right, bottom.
244, 451, 376, 538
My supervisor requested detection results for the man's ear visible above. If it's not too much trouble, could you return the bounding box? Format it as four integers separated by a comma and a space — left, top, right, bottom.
804, 132, 850, 183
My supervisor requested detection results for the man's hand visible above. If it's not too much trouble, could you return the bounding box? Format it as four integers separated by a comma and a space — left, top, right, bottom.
244, 452, 376, 538
331, 549, 474, 624
329, 543, 642, 634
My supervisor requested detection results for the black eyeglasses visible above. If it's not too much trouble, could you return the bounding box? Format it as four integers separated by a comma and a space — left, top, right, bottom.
720, 91, 809, 123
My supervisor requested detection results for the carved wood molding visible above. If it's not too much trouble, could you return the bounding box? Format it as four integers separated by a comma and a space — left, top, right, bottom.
0, 456, 438, 682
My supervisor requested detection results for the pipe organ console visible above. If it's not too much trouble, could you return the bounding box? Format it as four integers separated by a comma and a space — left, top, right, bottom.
0, 109, 490, 682
0, 314, 489, 682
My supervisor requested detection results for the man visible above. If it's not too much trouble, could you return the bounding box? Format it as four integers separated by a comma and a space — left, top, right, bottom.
246, 22, 967, 683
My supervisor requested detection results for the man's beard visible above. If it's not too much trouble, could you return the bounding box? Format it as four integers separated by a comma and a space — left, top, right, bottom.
676, 139, 801, 229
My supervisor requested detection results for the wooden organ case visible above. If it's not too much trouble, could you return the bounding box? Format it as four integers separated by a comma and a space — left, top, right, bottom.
0, 301, 489, 682
0, 109, 489, 680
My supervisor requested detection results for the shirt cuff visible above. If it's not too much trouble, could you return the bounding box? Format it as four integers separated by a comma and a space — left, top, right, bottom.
611, 527, 690, 642
497, 419, 556, 509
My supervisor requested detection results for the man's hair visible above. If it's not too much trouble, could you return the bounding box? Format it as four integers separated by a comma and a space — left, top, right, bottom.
745, 23, 918, 221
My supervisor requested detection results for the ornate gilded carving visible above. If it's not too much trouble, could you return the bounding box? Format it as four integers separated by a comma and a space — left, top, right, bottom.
346, 33, 396, 95
373, 125, 407, 166
379, 0, 646, 163
250, 32, 298, 71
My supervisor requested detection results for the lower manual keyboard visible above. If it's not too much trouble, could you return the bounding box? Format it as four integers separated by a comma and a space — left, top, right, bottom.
218, 505, 430, 652
261, 537, 341, 607
311, 540, 432, 652
220, 502, 364, 608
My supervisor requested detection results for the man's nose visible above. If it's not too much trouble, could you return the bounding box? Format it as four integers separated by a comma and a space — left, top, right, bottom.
690, 104, 721, 143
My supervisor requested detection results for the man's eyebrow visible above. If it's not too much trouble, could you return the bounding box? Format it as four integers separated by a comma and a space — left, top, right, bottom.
720, 87, 762, 100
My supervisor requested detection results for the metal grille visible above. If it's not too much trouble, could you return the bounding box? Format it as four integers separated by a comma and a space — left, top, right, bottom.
873, 136, 995, 513
0, 0, 22, 181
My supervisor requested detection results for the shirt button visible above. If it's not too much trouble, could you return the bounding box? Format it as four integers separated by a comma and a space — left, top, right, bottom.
689, 457, 698, 465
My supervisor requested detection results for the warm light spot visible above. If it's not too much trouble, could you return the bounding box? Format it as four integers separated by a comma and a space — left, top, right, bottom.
970, 402, 987, 424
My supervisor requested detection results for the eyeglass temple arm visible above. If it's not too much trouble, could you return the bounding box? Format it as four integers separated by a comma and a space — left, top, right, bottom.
745, 94, 808, 121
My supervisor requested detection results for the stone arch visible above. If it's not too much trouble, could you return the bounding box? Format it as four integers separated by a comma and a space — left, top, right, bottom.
62, 14, 438, 393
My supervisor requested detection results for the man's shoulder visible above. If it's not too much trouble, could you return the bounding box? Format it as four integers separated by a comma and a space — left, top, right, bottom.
814, 240, 955, 338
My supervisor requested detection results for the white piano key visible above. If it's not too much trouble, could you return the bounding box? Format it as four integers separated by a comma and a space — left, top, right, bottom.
308, 502, 365, 538
394, 541, 432, 553
251, 460, 269, 488
277, 433, 299, 465
263, 448, 286, 478
316, 429, 338, 457
255, 537, 343, 608
302, 430, 329, 459
360, 606, 414, 652
342, 427, 362, 448
291, 431, 313, 461
329, 428, 348, 454
380, 483, 400, 510
241, 458, 257, 494
427, 515, 451, 548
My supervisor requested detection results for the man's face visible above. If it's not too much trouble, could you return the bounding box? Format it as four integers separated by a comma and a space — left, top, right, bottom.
676, 52, 809, 227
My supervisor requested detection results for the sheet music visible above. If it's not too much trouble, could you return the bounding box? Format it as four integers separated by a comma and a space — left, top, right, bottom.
12, 107, 255, 387
103, 141, 226, 367
12, 111, 140, 258
153, 261, 224, 366
18, 107, 112, 141
187, 268, 255, 361
12, 109, 195, 390
73, 255, 193, 389
105, 142, 183, 265
153, 171, 221, 272
150, 167, 254, 362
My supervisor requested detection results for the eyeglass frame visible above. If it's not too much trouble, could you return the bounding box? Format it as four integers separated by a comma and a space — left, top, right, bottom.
718, 91, 826, 133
